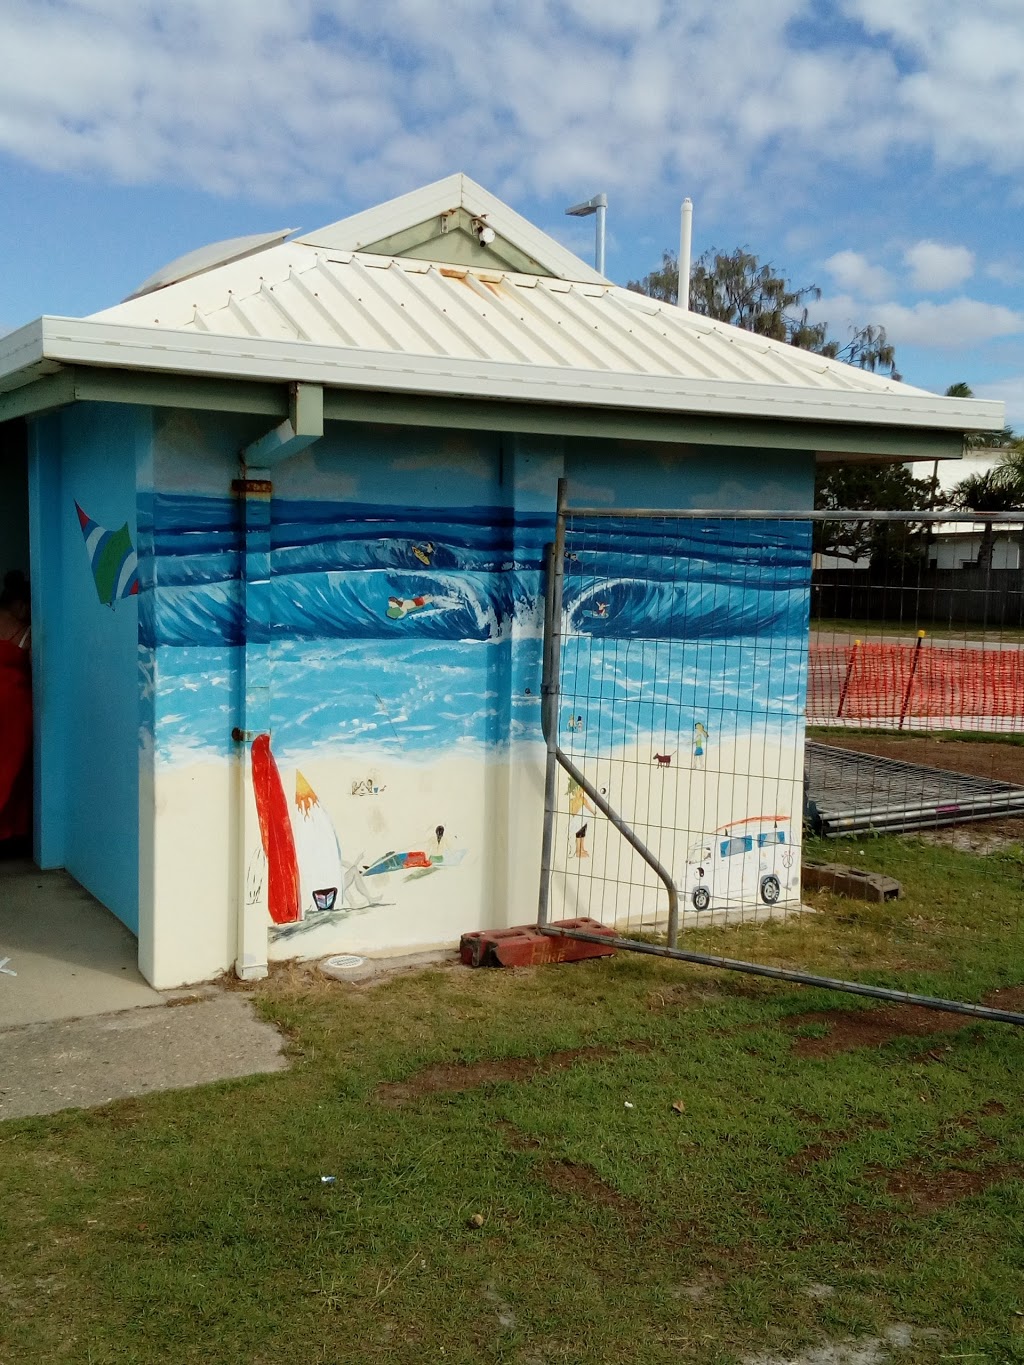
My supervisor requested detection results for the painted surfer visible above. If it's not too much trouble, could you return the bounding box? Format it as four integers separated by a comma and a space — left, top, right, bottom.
412, 542, 435, 566
566, 714, 585, 733
386, 594, 433, 620
567, 776, 596, 859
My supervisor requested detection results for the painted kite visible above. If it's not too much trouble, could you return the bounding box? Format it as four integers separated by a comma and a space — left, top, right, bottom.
74, 503, 140, 606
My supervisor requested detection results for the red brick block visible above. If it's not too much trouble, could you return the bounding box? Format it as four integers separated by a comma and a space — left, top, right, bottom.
460, 918, 617, 968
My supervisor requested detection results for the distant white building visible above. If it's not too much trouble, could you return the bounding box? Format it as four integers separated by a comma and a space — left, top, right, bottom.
929, 447, 1022, 570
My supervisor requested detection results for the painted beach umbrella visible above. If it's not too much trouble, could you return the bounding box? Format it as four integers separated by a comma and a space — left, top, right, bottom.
75, 503, 140, 605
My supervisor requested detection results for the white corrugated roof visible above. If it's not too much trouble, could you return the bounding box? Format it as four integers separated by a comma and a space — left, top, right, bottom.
0, 174, 1006, 436
92, 245, 926, 401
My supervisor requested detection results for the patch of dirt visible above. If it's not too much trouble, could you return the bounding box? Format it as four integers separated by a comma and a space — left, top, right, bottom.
983, 984, 1024, 1013
921, 817, 1024, 853
539, 1158, 643, 1219
785, 1005, 970, 1056
494, 1120, 542, 1150
871, 1154, 1024, 1214
646, 984, 730, 1012
980, 1099, 1008, 1116
787, 1118, 891, 1172
815, 735, 1024, 787
374, 1040, 651, 1106
858, 1103, 1017, 1214
784, 986, 1024, 1056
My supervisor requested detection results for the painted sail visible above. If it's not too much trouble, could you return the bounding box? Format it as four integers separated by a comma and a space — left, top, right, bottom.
75, 502, 140, 606
293, 771, 343, 912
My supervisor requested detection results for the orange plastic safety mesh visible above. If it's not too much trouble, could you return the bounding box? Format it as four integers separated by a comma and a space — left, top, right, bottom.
808, 643, 1024, 725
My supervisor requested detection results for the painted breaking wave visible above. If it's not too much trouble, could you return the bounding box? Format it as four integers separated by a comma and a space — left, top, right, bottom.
141, 495, 812, 761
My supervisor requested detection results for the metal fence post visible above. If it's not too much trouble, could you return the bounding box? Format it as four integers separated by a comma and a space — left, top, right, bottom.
538, 481, 568, 926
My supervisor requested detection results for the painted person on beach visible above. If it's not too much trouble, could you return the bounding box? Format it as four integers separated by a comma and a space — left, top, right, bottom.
693, 722, 709, 765
567, 776, 596, 859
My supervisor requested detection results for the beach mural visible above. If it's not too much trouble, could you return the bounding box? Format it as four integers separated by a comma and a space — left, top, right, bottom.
140, 432, 812, 959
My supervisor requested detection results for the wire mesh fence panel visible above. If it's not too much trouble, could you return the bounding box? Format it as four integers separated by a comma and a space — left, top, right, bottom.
807, 514, 1024, 838
538, 490, 1024, 1026
543, 506, 808, 939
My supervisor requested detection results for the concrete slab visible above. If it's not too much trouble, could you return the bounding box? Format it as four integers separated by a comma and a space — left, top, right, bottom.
0, 992, 289, 1121
0, 860, 161, 1027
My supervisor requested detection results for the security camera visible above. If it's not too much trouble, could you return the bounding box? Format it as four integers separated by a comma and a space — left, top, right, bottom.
472, 218, 495, 246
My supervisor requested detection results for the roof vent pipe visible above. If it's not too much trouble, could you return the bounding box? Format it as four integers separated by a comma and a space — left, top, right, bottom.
678, 198, 693, 309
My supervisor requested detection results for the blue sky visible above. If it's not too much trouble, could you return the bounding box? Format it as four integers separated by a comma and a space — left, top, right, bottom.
3, 0, 1024, 425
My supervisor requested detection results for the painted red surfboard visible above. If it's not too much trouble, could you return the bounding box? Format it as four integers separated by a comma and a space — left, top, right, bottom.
251, 733, 302, 925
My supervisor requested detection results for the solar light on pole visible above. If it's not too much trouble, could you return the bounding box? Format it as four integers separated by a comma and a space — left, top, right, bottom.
565, 193, 607, 276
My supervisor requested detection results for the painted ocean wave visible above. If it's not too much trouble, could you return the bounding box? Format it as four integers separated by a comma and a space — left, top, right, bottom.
141, 563, 806, 649
563, 575, 808, 639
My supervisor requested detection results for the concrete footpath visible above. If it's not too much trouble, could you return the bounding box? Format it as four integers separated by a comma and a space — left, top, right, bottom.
0, 862, 288, 1121
0, 990, 289, 1121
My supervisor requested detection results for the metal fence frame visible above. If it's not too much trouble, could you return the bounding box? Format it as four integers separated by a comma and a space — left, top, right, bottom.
536, 481, 1024, 1027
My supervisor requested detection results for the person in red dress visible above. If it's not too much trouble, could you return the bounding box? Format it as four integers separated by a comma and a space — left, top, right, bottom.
0, 570, 32, 855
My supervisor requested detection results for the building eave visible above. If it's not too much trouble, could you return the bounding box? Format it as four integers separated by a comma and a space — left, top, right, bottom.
0, 317, 1005, 441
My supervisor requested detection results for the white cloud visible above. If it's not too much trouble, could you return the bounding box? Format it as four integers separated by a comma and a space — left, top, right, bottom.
903, 240, 975, 292
0, 0, 1019, 210
813, 292, 1023, 350
976, 376, 1024, 431
823, 250, 893, 299
985, 260, 1024, 287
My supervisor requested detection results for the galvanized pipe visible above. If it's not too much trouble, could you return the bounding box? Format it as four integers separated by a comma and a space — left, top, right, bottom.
538, 478, 681, 944
537, 484, 569, 927
538, 927, 1024, 1027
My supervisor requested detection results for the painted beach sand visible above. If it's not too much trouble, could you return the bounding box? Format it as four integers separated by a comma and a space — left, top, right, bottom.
547, 733, 805, 930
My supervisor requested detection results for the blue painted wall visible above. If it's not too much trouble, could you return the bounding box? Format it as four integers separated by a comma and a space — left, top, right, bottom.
29, 403, 142, 930
565, 440, 816, 511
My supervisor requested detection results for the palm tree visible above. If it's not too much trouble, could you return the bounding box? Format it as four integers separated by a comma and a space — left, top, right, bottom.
949, 468, 1023, 570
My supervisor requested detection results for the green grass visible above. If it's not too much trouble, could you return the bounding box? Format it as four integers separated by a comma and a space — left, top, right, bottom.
2, 838, 1024, 1363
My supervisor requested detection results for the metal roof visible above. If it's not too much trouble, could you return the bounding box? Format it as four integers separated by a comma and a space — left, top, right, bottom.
0, 174, 1006, 437
91, 246, 939, 401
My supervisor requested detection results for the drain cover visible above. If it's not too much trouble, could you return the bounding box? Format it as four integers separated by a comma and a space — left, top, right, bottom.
323, 954, 365, 971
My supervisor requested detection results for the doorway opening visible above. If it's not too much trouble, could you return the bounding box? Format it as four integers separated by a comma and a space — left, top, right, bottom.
0, 418, 32, 861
